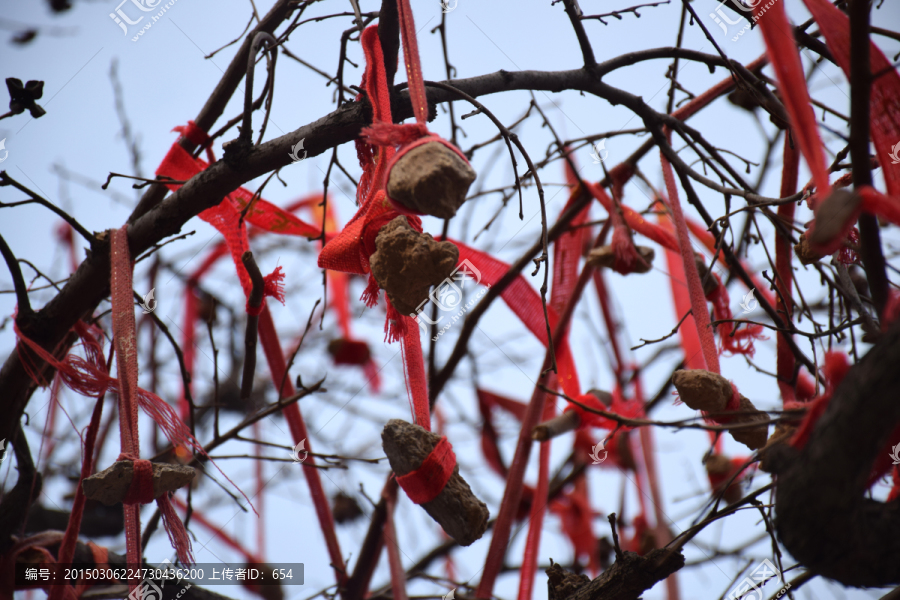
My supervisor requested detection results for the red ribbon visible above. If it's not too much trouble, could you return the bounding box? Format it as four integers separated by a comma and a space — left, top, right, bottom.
395, 437, 456, 504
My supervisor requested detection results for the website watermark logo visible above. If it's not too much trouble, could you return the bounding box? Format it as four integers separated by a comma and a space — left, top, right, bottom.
889, 141, 900, 165
140, 288, 157, 314
0, 439, 8, 465
411, 259, 490, 341
739, 288, 757, 314
0, 138, 8, 163
290, 439, 308, 463
128, 578, 163, 600
440, 0, 458, 13
589, 139, 608, 164
110, 0, 180, 42
727, 559, 791, 600
589, 440, 607, 465
708, 0, 777, 42
289, 139, 307, 163
890, 443, 900, 466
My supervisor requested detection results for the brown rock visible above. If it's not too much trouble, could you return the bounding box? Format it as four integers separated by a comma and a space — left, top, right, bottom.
381, 419, 489, 546
586, 245, 655, 274
759, 422, 797, 473
694, 253, 719, 296
369, 216, 460, 316
672, 369, 768, 450
672, 369, 733, 412
82, 460, 195, 506
705, 454, 743, 505
794, 232, 824, 265
387, 141, 477, 219
730, 395, 770, 450
809, 188, 861, 250
332, 492, 364, 524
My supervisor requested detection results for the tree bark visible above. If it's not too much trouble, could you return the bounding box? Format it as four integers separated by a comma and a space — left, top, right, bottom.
769, 318, 900, 586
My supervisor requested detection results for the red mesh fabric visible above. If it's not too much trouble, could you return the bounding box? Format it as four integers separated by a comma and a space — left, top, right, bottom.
477, 388, 527, 478
48, 384, 105, 600
157, 143, 321, 242
121, 458, 156, 505
111, 227, 195, 568
401, 316, 430, 429
660, 148, 719, 373
776, 138, 800, 404
803, 0, 900, 198
753, 1, 830, 205
395, 437, 456, 504
658, 205, 705, 371
551, 184, 589, 323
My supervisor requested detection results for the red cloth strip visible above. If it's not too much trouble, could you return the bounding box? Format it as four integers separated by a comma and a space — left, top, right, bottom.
121, 458, 156, 505
401, 316, 431, 430
753, 0, 830, 204
776, 136, 800, 403
802, 0, 900, 198
395, 437, 456, 504
660, 151, 718, 373
111, 228, 195, 568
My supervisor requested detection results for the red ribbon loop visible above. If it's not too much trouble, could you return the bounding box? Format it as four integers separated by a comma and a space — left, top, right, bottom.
121, 457, 156, 505
395, 437, 456, 504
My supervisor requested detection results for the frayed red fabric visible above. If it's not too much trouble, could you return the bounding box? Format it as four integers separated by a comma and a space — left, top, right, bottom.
395, 437, 456, 504
246, 266, 286, 316
706, 273, 765, 357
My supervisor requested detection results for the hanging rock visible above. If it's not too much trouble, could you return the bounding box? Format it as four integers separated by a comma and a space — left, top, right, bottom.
387, 141, 477, 219
794, 232, 825, 265
672, 369, 769, 450
809, 188, 861, 251
381, 419, 489, 546
82, 460, 195, 506
369, 216, 460, 316
587, 245, 655, 274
